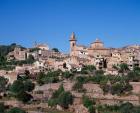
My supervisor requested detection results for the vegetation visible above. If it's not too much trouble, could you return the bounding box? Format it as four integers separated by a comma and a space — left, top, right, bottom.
62, 71, 74, 79
48, 84, 73, 109
0, 43, 25, 56
80, 65, 96, 74
82, 95, 96, 113
37, 71, 61, 85
0, 102, 5, 113
9, 79, 34, 103
72, 81, 86, 92
0, 76, 8, 94
52, 48, 59, 52
29, 48, 40, 52
0, 102, 26, 113
97, 102, 140, 113
7, 107, 26, 113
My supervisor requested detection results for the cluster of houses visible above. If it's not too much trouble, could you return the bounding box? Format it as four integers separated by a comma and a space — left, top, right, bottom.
0, 33, 140, 83
69, 32, 140, 74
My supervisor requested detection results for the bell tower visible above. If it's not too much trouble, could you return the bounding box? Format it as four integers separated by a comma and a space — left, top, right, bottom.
69, 32, 77, 55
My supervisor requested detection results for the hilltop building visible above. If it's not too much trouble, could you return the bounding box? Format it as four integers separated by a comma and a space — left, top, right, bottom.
69, 32, 140, 72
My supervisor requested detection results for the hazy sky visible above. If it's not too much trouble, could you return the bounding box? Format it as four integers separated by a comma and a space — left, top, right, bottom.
0, 0, 140, 53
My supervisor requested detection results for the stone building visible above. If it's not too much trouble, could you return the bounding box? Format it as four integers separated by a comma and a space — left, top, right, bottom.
69, 32, 140, 72
7, 47, 27, 61
69, 32, 110, 69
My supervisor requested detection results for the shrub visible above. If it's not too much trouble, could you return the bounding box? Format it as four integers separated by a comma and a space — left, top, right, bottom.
58, 91, 73, 109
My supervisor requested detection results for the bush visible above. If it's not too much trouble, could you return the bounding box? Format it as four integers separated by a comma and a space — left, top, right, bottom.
72, 82, 86, 92
48, 99, 58, 107
62, 71, 73, 79
48, 85, 73, 109
52, 84, 64, 98
0, 102, 5, 113
81, 65, 96, 74
119, 102, 134, 113
88, 105, 95, 113
7, 107, 26, 113
82, 96, 93, 108
16, 91, 33, 103
24, 80, 35, 92
58, 91, 73, 109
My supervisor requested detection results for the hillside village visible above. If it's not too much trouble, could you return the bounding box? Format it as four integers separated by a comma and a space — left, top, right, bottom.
0, 33, 140, 113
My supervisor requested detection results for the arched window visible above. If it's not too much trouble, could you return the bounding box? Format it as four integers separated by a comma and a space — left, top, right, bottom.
72, 43, 75, 47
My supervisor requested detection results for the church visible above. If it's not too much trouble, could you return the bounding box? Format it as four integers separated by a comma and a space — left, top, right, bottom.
69, 32, 110, 69
69, 32, 110, 58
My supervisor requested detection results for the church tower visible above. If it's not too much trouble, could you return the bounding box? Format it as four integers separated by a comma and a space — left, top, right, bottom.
69, 32, 77, 55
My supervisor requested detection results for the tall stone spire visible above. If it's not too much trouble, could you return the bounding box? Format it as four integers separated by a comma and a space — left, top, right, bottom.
69, 32, 77, 41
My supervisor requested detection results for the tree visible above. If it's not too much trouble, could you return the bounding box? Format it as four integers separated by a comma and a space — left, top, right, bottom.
72, 81, 86, 92
0, 102, 5, 113
52, 84, 64, 98
48, 99, 58, 107
9, 79, 34, 103
27, 55, 35, 64
52, 48, 59, 52
119, 63, 129, 73
127, 71, 140, 82
81, 65, 96, 74
24, 80, 35, 92
7, 107, 26, 113
0, 76, 8, 93
36, 72, 46, 85
62, 71, 73, 79
120, 102, 134, 113
88, 105, 95, 113
133, 67, 140, 73
16, 91, 33, 103
10, 80, 24, 95
58, 91, 73, 109
82, 96, 93, 108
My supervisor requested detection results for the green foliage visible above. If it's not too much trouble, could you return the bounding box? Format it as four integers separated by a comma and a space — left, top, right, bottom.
76, 74, 133, 95
52, 48, 59, 52
36, 72, 46, 85
37, 71, 61, 85
82, 96, 94, 108
0, 76, 8, 93
72, 81, 86, 92
48, 99, 58, 107
82, 95, 96, 113
29, 48, 40, 52
95, 70, 104, 75
119, 102, 134, 113
16, 91, 33, 103
81, 65, 96, 74
97, 102, 140, 113
7, 107, 26, 113
58, 91, 73, 109
10, 80, 24, 94
24, 80, 35, 92
119, 63, 129, 73
76, 76, 87, 83
0, 43, 24, 56
9, 79, 34, 103
26, 54, 35, 64
0, 55, 15, 71
0, 102, 5, 113
127, 71, 140, 82
52, 84, 64, 98
62, 71, 73, 79
48, 84, 73, 109
133, 66, 140, 73
88, 105, 95, 113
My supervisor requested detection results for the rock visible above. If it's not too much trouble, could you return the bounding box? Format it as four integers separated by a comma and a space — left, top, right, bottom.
56, 105, 63, 111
